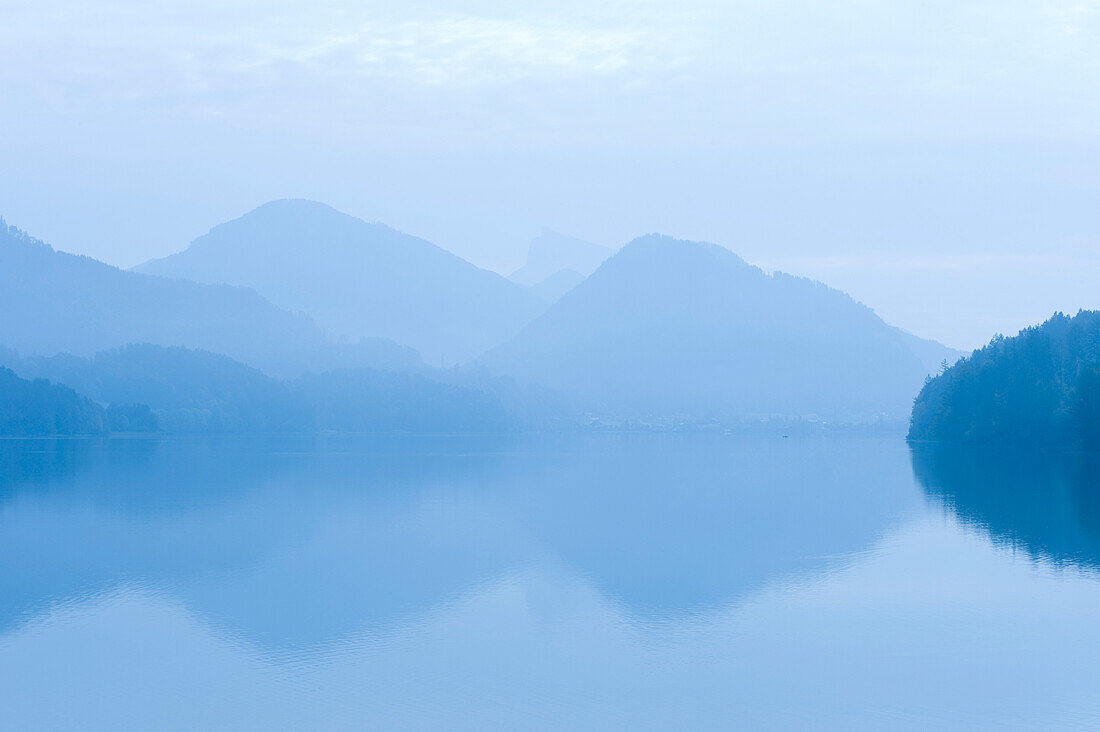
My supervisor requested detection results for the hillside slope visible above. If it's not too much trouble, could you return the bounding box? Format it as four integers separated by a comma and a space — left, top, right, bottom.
909, 310, 1100, 445
0, 218, 421, 376
0, 367, 106, 435
484, 235, 943, 423
138, 200, 545, 364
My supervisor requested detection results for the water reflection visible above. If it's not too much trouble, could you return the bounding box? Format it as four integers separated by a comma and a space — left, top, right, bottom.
911, 444, 1100, 571
0, 434, 921, 653
0, 435, 523, 650
496, 434, 921, 613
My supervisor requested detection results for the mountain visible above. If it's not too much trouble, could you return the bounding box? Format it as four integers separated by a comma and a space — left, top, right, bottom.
296, 368, 512, 434
909, 311, 1100, 446
0, 218, 420, 376
3, 344, 514, 434
0, 367, 106, 435
890, 326, 965, 376
5, 344, 308, 433
510, 230, 612, 293
282, 338, 424, 375
528, 268, 586, 303
137, 200, 545, 364
482, 234, 947, 424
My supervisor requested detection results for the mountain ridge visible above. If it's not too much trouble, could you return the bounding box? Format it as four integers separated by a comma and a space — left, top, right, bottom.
137, 199, 546, 364
510, 229, 612, 285
0, 217, 420, 376
483, 234, 952, 423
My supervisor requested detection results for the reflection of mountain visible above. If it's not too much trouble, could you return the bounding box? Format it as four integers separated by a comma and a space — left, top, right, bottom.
0, 435, 919, 651
911, 444, 1100, 570
0, 435, 522, 649
502, 435, 920, 613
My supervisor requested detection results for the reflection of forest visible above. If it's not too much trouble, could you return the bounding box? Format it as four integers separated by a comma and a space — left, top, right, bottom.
911, 444, 1100, 570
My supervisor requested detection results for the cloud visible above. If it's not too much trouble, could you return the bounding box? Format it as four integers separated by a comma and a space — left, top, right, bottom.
244, 15, 649, 86
7, 0, 1100, 138
0, 3, 659, 99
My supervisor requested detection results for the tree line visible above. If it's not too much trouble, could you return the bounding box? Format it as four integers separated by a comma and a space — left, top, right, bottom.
909, 311, 1100, 447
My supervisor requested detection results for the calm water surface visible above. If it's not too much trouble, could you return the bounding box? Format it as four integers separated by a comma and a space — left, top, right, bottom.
2, 433, 1100, 729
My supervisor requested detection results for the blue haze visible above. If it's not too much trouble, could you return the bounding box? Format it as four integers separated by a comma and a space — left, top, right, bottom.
1, 210, 961, 429
4, 3, 1100, 725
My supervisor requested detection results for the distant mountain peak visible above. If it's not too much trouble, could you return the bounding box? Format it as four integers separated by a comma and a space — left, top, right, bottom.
485, 233, 948, 423
510, 229, 611, 287
196, 199, 382, 246
612, 233, 753, 267
254, 197, 335, 210
136, 201, 545, 364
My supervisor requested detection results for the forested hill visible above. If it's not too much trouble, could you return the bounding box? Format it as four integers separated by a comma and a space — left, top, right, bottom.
908, 311, 1100, 446
0, 368, 106, 435
1, 344, 516, 435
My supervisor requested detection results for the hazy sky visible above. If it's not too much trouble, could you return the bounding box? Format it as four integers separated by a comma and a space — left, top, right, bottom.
4, 0, 1100, 349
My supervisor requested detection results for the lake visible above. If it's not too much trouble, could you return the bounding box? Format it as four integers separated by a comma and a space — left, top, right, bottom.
2, 433, 1100, 730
